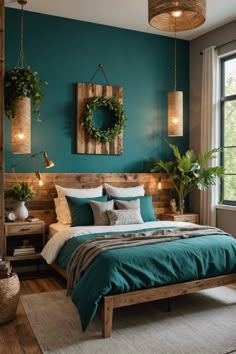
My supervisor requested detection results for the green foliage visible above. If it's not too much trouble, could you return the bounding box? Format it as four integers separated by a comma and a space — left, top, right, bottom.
82, 96, 127, 143
150, 142, 224, 210
8, 182, 35, 201
4, 66, 48, 120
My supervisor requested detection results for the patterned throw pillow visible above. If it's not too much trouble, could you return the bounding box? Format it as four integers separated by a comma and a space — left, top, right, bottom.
90, 200, 114, 226
107, 209, 144, 225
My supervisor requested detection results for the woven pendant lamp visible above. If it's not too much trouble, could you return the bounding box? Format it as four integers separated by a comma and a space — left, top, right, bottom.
148, 0, 206, 32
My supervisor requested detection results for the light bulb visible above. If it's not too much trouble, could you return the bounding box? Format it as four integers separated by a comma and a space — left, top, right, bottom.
171, 10, 183, 18
18, 132, 25, 140
157, 180, 162, 190
173, 118, 178, 124
38, 179, 44, 186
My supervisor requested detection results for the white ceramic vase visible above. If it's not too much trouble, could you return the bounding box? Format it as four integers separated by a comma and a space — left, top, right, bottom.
16, 201, 28, 221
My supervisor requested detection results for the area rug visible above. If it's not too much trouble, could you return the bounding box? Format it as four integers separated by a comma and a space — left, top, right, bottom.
21, 287, 236, 354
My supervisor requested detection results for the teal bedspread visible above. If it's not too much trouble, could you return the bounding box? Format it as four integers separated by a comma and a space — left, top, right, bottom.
56, 227, 236, 331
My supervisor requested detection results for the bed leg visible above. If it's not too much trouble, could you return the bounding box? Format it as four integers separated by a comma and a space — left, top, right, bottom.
102, 297, 113, 338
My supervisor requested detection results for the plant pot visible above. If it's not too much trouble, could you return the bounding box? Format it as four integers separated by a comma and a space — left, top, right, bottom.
11, 96, 31, 154
16, 201, 29, 221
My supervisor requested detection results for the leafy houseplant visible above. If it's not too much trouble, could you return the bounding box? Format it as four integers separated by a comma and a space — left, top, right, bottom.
4, 66, 47, 120
151, 143, 224, 214
8, 182, 35, 220
8, 182, 34, 201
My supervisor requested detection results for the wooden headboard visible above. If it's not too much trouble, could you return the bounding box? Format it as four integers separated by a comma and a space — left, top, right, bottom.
4, 173, 176, 231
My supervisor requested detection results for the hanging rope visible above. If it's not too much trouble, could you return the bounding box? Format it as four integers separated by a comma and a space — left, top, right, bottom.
174, 17, 177, 92
89, 64, 111, 86
17, 0, 27, 68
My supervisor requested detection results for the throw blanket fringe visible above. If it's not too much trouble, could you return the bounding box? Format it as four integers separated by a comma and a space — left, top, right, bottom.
66, 226, 230, 295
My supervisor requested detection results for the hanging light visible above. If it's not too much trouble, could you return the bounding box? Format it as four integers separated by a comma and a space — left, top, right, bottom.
148, 0, 206, 32
11, 0, 31, 154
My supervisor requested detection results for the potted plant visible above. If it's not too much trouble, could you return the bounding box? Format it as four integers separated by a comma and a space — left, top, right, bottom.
8, 182, 35, 220
4, 66, 47, 121
151, 143, 224, 214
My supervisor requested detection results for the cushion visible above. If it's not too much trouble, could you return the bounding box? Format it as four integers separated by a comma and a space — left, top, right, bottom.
104, 183, 145, 197
90, 200, 114, 226
54, 197, 71, 225
111, 195, 157, 222
107, 209, 144, 225
66, 195, 108, 226
55, 185, 103, 198
114, 199, 140, 210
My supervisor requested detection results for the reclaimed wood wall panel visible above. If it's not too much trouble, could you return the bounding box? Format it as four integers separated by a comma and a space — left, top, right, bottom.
5, 173, 176, 238
76, 83, 123, 155
0, 0, 4, 258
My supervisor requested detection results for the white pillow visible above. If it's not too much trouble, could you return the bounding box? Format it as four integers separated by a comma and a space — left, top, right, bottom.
55, 184, 103, 198
54, 197, 71, 225
104, 183, 145, 197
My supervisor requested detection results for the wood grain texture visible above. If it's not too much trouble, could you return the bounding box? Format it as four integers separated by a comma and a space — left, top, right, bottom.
76, 83, 124, 155
0, 0, 5, 259
4, 172, 176, 243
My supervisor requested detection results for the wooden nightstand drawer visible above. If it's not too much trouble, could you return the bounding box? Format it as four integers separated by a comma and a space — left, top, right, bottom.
161, 213, 199, 224
5, 222, 44, 236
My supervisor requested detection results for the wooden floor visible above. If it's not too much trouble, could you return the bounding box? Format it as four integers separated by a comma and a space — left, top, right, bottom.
0, 272, 66, 354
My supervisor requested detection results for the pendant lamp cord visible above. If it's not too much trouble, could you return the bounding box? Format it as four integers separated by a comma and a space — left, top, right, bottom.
20, 3, 25, 68
174, 17, 177, 92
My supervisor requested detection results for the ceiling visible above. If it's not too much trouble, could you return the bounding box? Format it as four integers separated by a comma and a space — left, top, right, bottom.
5, 0, 236, 40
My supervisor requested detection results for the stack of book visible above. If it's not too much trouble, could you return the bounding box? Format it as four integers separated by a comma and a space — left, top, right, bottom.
13, 245, 36, 256
0, 261, 12, 278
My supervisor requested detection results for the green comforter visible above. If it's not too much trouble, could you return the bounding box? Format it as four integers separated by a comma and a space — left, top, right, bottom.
56, 227, 236, 331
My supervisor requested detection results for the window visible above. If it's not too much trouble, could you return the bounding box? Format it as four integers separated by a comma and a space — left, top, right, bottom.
220, 54, 236, 205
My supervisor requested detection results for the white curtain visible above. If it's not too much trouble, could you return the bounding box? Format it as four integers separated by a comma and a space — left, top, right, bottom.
200, 46, 219, 226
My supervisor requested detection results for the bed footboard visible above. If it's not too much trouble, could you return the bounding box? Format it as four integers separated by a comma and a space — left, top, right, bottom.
101, 273, 236, 338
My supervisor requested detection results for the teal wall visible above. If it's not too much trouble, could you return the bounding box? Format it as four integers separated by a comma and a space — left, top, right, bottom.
5, 8, 189, 173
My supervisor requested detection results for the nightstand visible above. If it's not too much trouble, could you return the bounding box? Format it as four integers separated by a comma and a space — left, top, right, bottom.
4, 220, 45, 261
161, 213, 199, 224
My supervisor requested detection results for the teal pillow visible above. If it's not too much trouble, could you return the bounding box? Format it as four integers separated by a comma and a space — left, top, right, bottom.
66, 195, 108, 226
110, 195, 158, 222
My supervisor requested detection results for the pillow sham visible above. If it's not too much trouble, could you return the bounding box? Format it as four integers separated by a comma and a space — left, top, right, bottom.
107, 209, 144, 225
54, 197, 71, 225
114, 199, 140, 210
104, 183, 145, 197
55, 184, 103, 198
66, 195, 108, 226
111, 195, 157, 222
90, 200, 114, 226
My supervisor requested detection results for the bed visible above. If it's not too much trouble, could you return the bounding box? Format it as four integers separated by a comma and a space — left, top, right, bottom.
42, 220, 236, 338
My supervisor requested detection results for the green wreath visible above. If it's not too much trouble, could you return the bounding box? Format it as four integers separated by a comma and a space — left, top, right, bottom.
82, 96, 127, 143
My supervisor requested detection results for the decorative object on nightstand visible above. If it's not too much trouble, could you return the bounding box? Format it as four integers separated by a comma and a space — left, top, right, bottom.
170, 198, 177, 213
0, 260, 20, 325
151, 142, 224, 214
161, 213, 199, 224
4, 220, 45, 262
8, 182, 34, 220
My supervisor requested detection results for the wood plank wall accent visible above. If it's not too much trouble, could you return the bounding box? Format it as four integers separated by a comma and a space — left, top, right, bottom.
76, 83, 123, 155
4, 173, 176, 235
0, 0, 4, 259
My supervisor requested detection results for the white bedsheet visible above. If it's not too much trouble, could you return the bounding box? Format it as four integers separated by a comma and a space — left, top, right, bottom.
48, 223, 70, 238
42, 221, 196, 265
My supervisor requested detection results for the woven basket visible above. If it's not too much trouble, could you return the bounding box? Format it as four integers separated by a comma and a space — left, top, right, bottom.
0, 273, 20, 325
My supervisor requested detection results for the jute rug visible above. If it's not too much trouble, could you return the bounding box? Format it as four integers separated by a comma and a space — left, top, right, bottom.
21, 287, 236, 354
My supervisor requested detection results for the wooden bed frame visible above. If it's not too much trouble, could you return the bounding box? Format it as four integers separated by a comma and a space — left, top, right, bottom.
51, 263, 236, 338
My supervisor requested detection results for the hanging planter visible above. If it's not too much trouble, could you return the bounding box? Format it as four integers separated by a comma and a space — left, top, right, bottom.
4, 1, 47, 154
4, 66, 47, 154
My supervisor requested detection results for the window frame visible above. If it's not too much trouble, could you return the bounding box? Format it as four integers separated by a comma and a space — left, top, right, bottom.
220, 53, 236, 206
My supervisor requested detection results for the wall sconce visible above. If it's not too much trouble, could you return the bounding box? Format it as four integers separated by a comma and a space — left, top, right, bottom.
11, 150, 55, 186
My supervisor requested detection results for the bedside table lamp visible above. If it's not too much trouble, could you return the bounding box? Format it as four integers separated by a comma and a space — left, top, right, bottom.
11, 150, 55, 186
